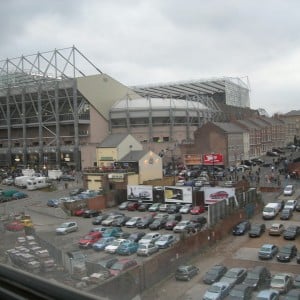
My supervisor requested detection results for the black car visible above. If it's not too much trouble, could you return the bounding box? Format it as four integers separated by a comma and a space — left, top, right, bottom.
137, 203, 151, 212
243, 266, 271, 290
227, 284, 253, 300
110, 215, 131, 227
280, 208, 293, 220
166, 204, 181, 214
283, 226, 300, 240
136, 215, 154, 229
61, 174, 75, 181
92, 214, 109, 225
202, 264, 227, 284
276, 244, 297, 262
83, 209, 100, 218
190, 215, 207, 227
127, 232, 146, 243
69, 188, 85, 196
232, 220, 251, 236
295, 200, 300, 212
248, 223, 266, 238
149, 218, 168, 230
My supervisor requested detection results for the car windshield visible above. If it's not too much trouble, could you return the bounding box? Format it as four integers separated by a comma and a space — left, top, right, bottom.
82, 235, 93, 240
208, 285, 222, 293
159, 236, 169, 241
272, 278, 284, 285
60, 223, 69, 228
229, 290, 243, 297
225, 271, 238, 278
247, 273, 259, 279
110, 262, 123, 270
260, 246, 271, 252
138, 244, 147, 250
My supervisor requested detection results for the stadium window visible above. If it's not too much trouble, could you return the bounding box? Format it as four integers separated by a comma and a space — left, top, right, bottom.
152, 137, 160, 142
163, 137, 169, 142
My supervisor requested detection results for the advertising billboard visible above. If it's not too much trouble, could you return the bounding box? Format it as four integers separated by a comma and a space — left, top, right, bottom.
127, 185, 153, 202
203, 153, 224, 165
164, 186, 193, 204
203, 187, 236, 205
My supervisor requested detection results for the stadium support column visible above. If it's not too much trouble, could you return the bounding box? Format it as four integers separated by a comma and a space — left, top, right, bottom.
21, 87, 27, 167
73, 79, 80, 171
6, 85, 12, 167
55, 81, 61, 168
38, 83, 43, 169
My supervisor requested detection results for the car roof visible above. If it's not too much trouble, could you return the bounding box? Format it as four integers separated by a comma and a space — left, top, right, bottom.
261, 243, 275, 248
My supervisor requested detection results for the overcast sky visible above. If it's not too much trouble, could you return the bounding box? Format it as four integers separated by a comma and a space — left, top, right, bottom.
1, 0, 299, 115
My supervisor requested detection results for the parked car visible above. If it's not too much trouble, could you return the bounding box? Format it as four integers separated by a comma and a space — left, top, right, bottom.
158, 203, 170, 212
105, 238, 127, 254
219, 267, 247, 287
12, 192, 28, 200
173, 220, 195, 233
232, 220, 251, 236
283, 185, 295, 196
164, 218, 180, 230
179, 203, 193, 214
102, 214, 123, 226
127, 201, 140, 211
243, 266, 271, 290
175, 265, 199, 281
78, 231, 102, 248
258, 244, 279, 260
295, 200, 300, 212
270, 273, 293, 294
69, 188, 85, 196
155, 234, 176, 249
61, 174, 75, 181
138, 232, 161, 245
276, 244, 297, 262
109, 258, 138, 276
118, 201, 130, 210
190, 205, 205, 215
280, 208, 293, 220
137, 203, 151, 212
83, 209, 100, 218
55, 222, 78, 235
136, 215, 154, 229
149, 217, 167, 230
116, 240, 139, 255
293, 275, 300, 289
102, 227, 123, 238
203, 281, 231, 300
5, 221, 24, 231
256, 289, 279, 300
137, 242, 159, 256
148, 203, 161, 212
47, 198, 61, 208
92, 237, 115, 251
189, 214, 206, 226
248, 223, 266, 238
73, 208, 85, 217
92, 213, 109, 225
110, 215, 131, 227
284, 289, 300, 300
125, 216, 143, 228
127, 232, 146, 243
269, 223, 285, 236
284, 199, 297, 211
226, 283, 253, 300
166, 203, 182, 214
202, 264, 227, 285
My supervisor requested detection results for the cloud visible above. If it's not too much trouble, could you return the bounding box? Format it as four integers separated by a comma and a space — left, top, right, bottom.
0, 0, 299, 115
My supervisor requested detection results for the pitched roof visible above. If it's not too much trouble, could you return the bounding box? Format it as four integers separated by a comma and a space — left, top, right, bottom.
212, 122, 246, 133
235, 119, 260, 129
119, 150, 148, 162
285, 110, 300, 116
97, 133, 129, 147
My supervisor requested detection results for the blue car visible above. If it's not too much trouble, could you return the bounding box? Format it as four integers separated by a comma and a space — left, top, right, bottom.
12, 192, 28, 200
116, 240, 139, 255
92, 237, 115, 251
47, 199, 60, 207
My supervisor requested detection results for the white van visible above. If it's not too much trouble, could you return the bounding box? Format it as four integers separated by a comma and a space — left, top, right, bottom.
262, 203, 281, 220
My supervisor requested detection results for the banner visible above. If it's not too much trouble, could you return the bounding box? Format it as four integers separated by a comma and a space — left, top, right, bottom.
127, 185, 153, 202
203, 153, 224, 165
164, 186, 193, 204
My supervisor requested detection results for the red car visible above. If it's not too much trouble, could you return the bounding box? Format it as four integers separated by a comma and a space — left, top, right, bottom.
73, 208, 85, 217
164, 219, 179, 230
190, 206, 205, 215
78, 231, 102, 248
5, 221, 24, 231
127, 202, 139, 211
109, 258, 138, 276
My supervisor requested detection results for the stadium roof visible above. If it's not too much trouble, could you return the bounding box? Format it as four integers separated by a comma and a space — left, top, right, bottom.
131, 77, 249, 99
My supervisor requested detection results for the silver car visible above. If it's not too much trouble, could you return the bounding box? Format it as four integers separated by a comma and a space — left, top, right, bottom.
137, 243, 159, 256
56, 222, 78, 235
